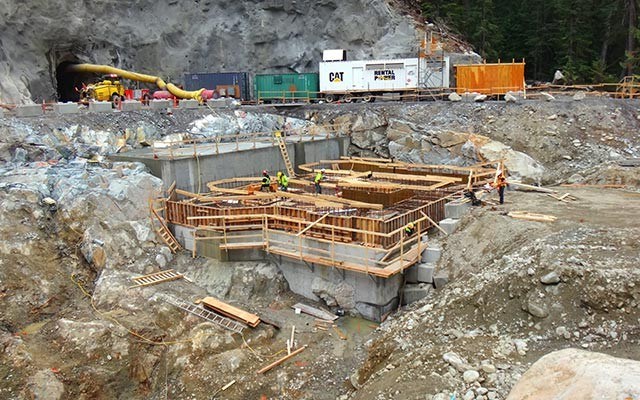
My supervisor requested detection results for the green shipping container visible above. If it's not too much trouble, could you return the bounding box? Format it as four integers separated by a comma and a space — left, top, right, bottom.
254, 73, 319, 102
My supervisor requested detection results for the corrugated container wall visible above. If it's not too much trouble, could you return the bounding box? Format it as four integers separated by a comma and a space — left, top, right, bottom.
455, 63, 525, 95
254, 73, 319, 101
183, 72, 251, 100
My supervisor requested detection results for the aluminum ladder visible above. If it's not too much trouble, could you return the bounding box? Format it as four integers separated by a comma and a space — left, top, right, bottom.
162, 294, 246, 334
274, 131, 295, 177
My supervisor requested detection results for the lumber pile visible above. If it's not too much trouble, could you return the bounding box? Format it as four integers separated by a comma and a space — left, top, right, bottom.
507, 211, 557, 223
200, 297, 260, 327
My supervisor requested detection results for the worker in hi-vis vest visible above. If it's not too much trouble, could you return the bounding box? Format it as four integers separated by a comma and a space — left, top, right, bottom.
261, 170, 271, 192
314, 168, 325, 194
276, 171, 289, 191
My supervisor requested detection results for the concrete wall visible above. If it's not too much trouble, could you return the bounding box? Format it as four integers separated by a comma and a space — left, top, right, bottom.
276, 256, 402, 322
115, 136, 347, 192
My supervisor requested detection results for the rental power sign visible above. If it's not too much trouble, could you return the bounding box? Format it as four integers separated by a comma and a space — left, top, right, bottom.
374, 70, 396, 81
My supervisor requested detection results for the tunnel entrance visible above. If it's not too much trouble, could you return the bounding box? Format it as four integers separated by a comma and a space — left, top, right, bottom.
56, 61, 97, 102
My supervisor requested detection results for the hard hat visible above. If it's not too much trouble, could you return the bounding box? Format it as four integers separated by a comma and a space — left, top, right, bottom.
277, 171, 282, 177
321, 168, 326, 172
262, 170, 268, 175
408, 222, 414, 228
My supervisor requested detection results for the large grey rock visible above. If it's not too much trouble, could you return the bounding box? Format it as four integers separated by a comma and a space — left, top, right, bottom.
479, 140, 545, 183
541, 92, 555, 101
0, 0, 421, 103
573, 91, 587, 101
540, 271, 561, 285
507, 349, 640, 400
448, 92, 462, 102
443, 352, 473, 373
26, 369, 65, 400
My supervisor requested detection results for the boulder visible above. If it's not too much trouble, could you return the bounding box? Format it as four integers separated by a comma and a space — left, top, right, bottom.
541, 92, 555, 101
479, 140, 545, 183
507, 349, 640, 400
448, 92, 462, 102
26, 369, 65, 400
474, 94, 488, 102
505, 92, 518, 103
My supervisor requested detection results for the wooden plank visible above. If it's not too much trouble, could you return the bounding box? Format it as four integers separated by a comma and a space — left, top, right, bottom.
560, 183, 625, 189
420, 211, 449, 236
219, 242, 266, 250
332, 325, 347, 340
200, 296, 261, 327
256, 345, 307, 374
297, 213, 330, 236
292, 303, 338, 321
507, 211, 557, 222
508, 182, 557, 194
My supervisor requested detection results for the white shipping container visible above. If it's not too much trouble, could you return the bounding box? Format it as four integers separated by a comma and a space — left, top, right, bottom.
319, 57, 449, 95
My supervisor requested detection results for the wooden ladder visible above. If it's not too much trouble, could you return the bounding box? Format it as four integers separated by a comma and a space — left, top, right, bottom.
274, 131, 295, 177
130, 269, 184, 288
151, 206, 182, 253
162, 294, 246, 334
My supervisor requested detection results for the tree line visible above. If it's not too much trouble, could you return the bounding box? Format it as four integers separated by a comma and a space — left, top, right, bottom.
421, 0, 638, 83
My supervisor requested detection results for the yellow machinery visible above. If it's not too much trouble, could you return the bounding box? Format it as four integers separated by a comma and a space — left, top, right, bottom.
67, 63, 205, 102
80, 77, 125, 102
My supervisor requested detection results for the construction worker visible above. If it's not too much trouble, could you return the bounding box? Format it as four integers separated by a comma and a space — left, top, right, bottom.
276, 171, 289, 191
261, 170, 271, 192
496, 173, 508, 204
404, 222, 415, 237
314, 168, 325, 194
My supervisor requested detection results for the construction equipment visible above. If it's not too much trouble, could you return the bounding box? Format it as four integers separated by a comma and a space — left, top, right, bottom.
79, 75, 126, 104
275, 131, 295, 177
67, 63, 206, 102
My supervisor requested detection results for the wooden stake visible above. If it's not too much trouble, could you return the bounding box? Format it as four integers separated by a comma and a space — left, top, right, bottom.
290, 326, 296, 352
257, 345, 308, 374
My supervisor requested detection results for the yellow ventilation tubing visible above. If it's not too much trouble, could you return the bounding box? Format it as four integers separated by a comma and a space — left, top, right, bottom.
67, 63, 204, 102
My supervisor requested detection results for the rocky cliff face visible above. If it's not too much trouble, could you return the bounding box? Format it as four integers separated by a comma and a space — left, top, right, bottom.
0, 0, 421, 103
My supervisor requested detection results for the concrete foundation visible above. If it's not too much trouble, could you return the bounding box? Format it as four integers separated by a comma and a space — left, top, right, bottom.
15, 105, 43, 117
208, 98, 234, 108
89, 101, 112, 113
445, 200, 471, 219
150, 99, 171, 110
122, 100, 142, 112
401, 283, 431, 305
439, 218, 460, 235
53, 102, 79, 115
179, 99, 199, 109
112, 136, 348, 192
276, 256, 402, 322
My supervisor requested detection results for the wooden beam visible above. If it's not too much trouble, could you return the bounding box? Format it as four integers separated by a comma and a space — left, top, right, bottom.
257, 345, 307, 374
365, 171, 461, 183
420, 211, 449, 236
200, 296, 260, 327
297, 213, 330, 236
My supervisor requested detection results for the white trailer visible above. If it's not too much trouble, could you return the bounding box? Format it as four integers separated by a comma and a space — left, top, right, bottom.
319, 56, 449, 102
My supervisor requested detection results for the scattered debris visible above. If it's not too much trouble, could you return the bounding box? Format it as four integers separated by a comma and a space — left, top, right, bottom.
507, 211, 558, 222
292, 303, 338, 321
212, 380, 237, 398
257, 345, 308, 374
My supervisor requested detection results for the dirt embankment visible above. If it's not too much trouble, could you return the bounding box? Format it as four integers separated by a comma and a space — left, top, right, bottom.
348, 187, 640, 399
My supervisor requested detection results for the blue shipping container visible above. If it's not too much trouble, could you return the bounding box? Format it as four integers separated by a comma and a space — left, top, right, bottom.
183, 72, 251, 101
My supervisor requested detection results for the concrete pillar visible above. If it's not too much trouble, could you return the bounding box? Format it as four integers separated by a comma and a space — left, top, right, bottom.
53, 102, 80, 115
88, 101, 113, 113
405, 266, 418, 283
15, 104, 43, 117
421, 246, 442, 263
179, 99, 199, 109
417, 263, 435, 283
439, 218, 460, 235
150, 99, 171, 110
445, 200, 471, 219
433, 272, 449, 289
122, 100, 142, 112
